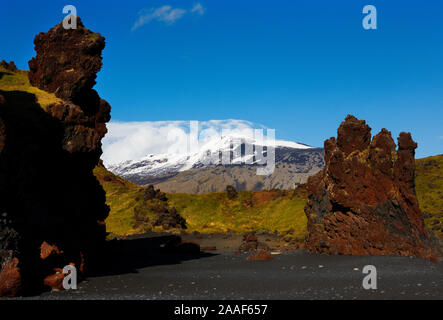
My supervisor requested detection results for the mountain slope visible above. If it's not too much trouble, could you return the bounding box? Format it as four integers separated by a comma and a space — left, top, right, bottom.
149, 160, 317, 194
107, 134, 313, 176
108, 138, 325, 192
94, 163, 308, 239
95, 155, 442, 240
93, 163, 144, 236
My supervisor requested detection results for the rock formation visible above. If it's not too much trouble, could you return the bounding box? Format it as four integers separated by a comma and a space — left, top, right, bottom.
0, 60, 17, 72
226, 185, 238, 200
237, 232, 269, 253
246, 250, 274, 261
28, 20, 105, 103
133, 185, 186, 231
153, 207, 187, 230
143, 184, 167, 202
305, 115, 439, 260
0, 17, 110, 296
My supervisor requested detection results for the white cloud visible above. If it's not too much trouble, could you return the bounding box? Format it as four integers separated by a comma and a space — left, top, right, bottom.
131, 6, 185, 31
160, 7, 187, 24
131, 3, 205, 31
191, 3, 205, 15
102, 120, 267, 166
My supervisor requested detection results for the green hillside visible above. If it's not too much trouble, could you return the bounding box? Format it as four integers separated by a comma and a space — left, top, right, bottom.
94, 164, 308, 240
167, 188, 308, 239
0, 63, 62, 108
415, 154, 443, 238
93, 164, 145, 236
96, 155, 443, 240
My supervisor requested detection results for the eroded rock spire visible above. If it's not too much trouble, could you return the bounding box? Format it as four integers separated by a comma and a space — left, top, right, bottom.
305, 115, 439, 260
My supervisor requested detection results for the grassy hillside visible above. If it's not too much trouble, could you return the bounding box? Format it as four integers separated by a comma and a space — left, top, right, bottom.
167, 188, 308, 239
0, 64, 62, 108
96, 155, 443, 240
415, 154, 443, 238
95, 164, 308, 240
93, 164, 145, 236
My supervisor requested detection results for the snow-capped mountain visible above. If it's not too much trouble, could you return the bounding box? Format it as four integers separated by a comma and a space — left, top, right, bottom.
107, 135, 313, 178
102, 120, 325, 193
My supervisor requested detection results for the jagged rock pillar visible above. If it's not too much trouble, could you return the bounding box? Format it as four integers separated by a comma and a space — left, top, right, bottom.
304, 115, 439, 260
0, 17, 111, 296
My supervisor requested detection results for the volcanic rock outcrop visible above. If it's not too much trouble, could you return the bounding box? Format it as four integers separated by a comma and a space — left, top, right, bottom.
0, 60, 17, 72
153, 207, 187, 230
226, 185, 238, 200
246, 250, 274, 261
134, 185, 187, 231
0, 17, 110, 296
237, 232, 269, 253
28, 19, 105, 104
305, 115, 439, 259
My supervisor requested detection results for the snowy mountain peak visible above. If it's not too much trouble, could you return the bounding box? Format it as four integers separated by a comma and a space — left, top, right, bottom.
102, 120, 315, 178
107, 134, 313, 177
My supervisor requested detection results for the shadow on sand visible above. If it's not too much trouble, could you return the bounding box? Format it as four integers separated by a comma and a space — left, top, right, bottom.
88, 234, 217, 277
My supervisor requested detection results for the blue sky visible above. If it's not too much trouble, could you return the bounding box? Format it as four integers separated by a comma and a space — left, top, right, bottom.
1, 0, 442, 157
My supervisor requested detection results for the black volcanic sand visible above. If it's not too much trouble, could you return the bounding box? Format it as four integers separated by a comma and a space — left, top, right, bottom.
12, 233, 443, 300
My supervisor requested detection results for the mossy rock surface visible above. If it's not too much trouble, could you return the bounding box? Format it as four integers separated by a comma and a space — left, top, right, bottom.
0, 66, 62, 108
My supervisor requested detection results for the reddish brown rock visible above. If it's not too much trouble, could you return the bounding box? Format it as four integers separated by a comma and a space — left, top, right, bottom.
0, 258, 21, 297
238, 232, 259, 252
0, 60, 17, 72
201, 246, 217, 251
237, 232, 270, 253
153, 207, 187, 230
144, 184, 167, 201
43, 268, 65, 291
246, 250, 274, 261
45, 99, 110, 153
305, 115, 439, 260
40, 242, 63, 260
133, 185, 186, 231
0, 18, 110, 296
28, 17, 105, 103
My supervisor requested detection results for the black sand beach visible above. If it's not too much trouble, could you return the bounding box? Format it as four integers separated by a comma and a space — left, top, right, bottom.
20, 233, 443, 300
